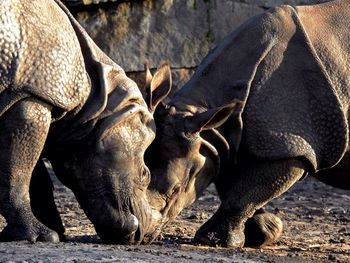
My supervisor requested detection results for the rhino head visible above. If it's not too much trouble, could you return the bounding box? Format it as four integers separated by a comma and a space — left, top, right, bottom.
49, 64, 172, 244
58, 106, 153, 244
44, 1, 174, 244
143, 97, 241, 242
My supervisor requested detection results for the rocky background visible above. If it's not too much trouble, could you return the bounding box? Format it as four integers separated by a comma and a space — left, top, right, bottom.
65, 0, 331, 91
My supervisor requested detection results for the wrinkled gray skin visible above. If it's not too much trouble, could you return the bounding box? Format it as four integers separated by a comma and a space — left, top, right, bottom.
145, 0, 350, 248
0, 0, 169, 244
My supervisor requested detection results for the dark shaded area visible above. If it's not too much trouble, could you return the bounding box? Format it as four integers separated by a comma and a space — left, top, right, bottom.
62, 0, 135, 13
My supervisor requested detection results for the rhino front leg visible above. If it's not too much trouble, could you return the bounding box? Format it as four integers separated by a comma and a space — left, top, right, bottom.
215, 169, 284, 248
30, 160, 65, 241
0, 99, 59, 242
195, 158, 305, 248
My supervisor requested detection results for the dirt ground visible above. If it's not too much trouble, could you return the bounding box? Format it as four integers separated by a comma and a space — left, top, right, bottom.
0, 174, 349, 262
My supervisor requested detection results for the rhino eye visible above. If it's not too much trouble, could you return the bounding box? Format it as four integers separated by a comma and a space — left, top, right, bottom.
140, 167, 151, 186
189, 166, 197, 178
170, 184, 181, 198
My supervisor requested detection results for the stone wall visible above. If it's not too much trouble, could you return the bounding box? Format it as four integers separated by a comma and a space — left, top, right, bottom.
72, 0, 330, 89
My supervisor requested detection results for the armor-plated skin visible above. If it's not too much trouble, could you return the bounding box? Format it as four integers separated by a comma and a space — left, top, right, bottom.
145, 0, 350, 247
0, 0, 168, 244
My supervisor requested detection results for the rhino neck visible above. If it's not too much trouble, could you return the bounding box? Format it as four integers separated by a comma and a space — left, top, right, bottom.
46, 0, 145, 148
53, 0, 126, 121
48, 81, 144, 149
168, 18, 260, 114
169, 77, 227, 115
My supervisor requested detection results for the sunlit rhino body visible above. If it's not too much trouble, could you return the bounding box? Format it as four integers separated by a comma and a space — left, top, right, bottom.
146, 0, 350, 247
0, 0, 169, 244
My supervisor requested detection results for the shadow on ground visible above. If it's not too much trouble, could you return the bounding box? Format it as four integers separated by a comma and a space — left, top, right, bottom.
0, 174, 349, 262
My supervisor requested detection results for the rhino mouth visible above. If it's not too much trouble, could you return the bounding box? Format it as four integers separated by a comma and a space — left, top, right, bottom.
141, 190, 175, 244
94, 212, 140, 244
140, 207, 163, 244
98, 198, 153, 244
74, 188, 152, 244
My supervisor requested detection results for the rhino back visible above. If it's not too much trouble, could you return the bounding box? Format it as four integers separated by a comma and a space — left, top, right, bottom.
0, 0, 90, 116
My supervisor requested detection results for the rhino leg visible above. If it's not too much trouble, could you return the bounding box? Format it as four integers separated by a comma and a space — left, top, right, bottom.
0, 99, 59, 242
30, 160, 65, 241
194, 158, 305, 248
313, 151, 350, 190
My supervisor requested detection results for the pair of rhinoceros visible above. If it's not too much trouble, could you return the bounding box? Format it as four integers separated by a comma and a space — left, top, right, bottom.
0, 0, 348, 248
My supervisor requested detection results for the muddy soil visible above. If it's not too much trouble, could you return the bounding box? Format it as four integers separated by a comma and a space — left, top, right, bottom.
0, 174, 349, 262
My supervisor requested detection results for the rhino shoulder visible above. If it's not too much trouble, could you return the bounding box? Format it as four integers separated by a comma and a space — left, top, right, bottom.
0, 1, 21, 88
243, 3, 349, 172
7, 0, 91, 115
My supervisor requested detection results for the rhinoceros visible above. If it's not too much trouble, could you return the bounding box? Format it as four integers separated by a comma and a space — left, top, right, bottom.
145, 0, 350, 247
0, 0, 170, 244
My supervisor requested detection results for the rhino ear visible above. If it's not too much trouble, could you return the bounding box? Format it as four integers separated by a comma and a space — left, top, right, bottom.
144, 63, 154, 109
145, 63, 172, 113
185, 99, 243, 134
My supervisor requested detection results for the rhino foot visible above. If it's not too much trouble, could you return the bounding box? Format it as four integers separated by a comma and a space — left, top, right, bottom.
244, 211, 283, 247
194, 210, 245, 248
0, 221, 59, 243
